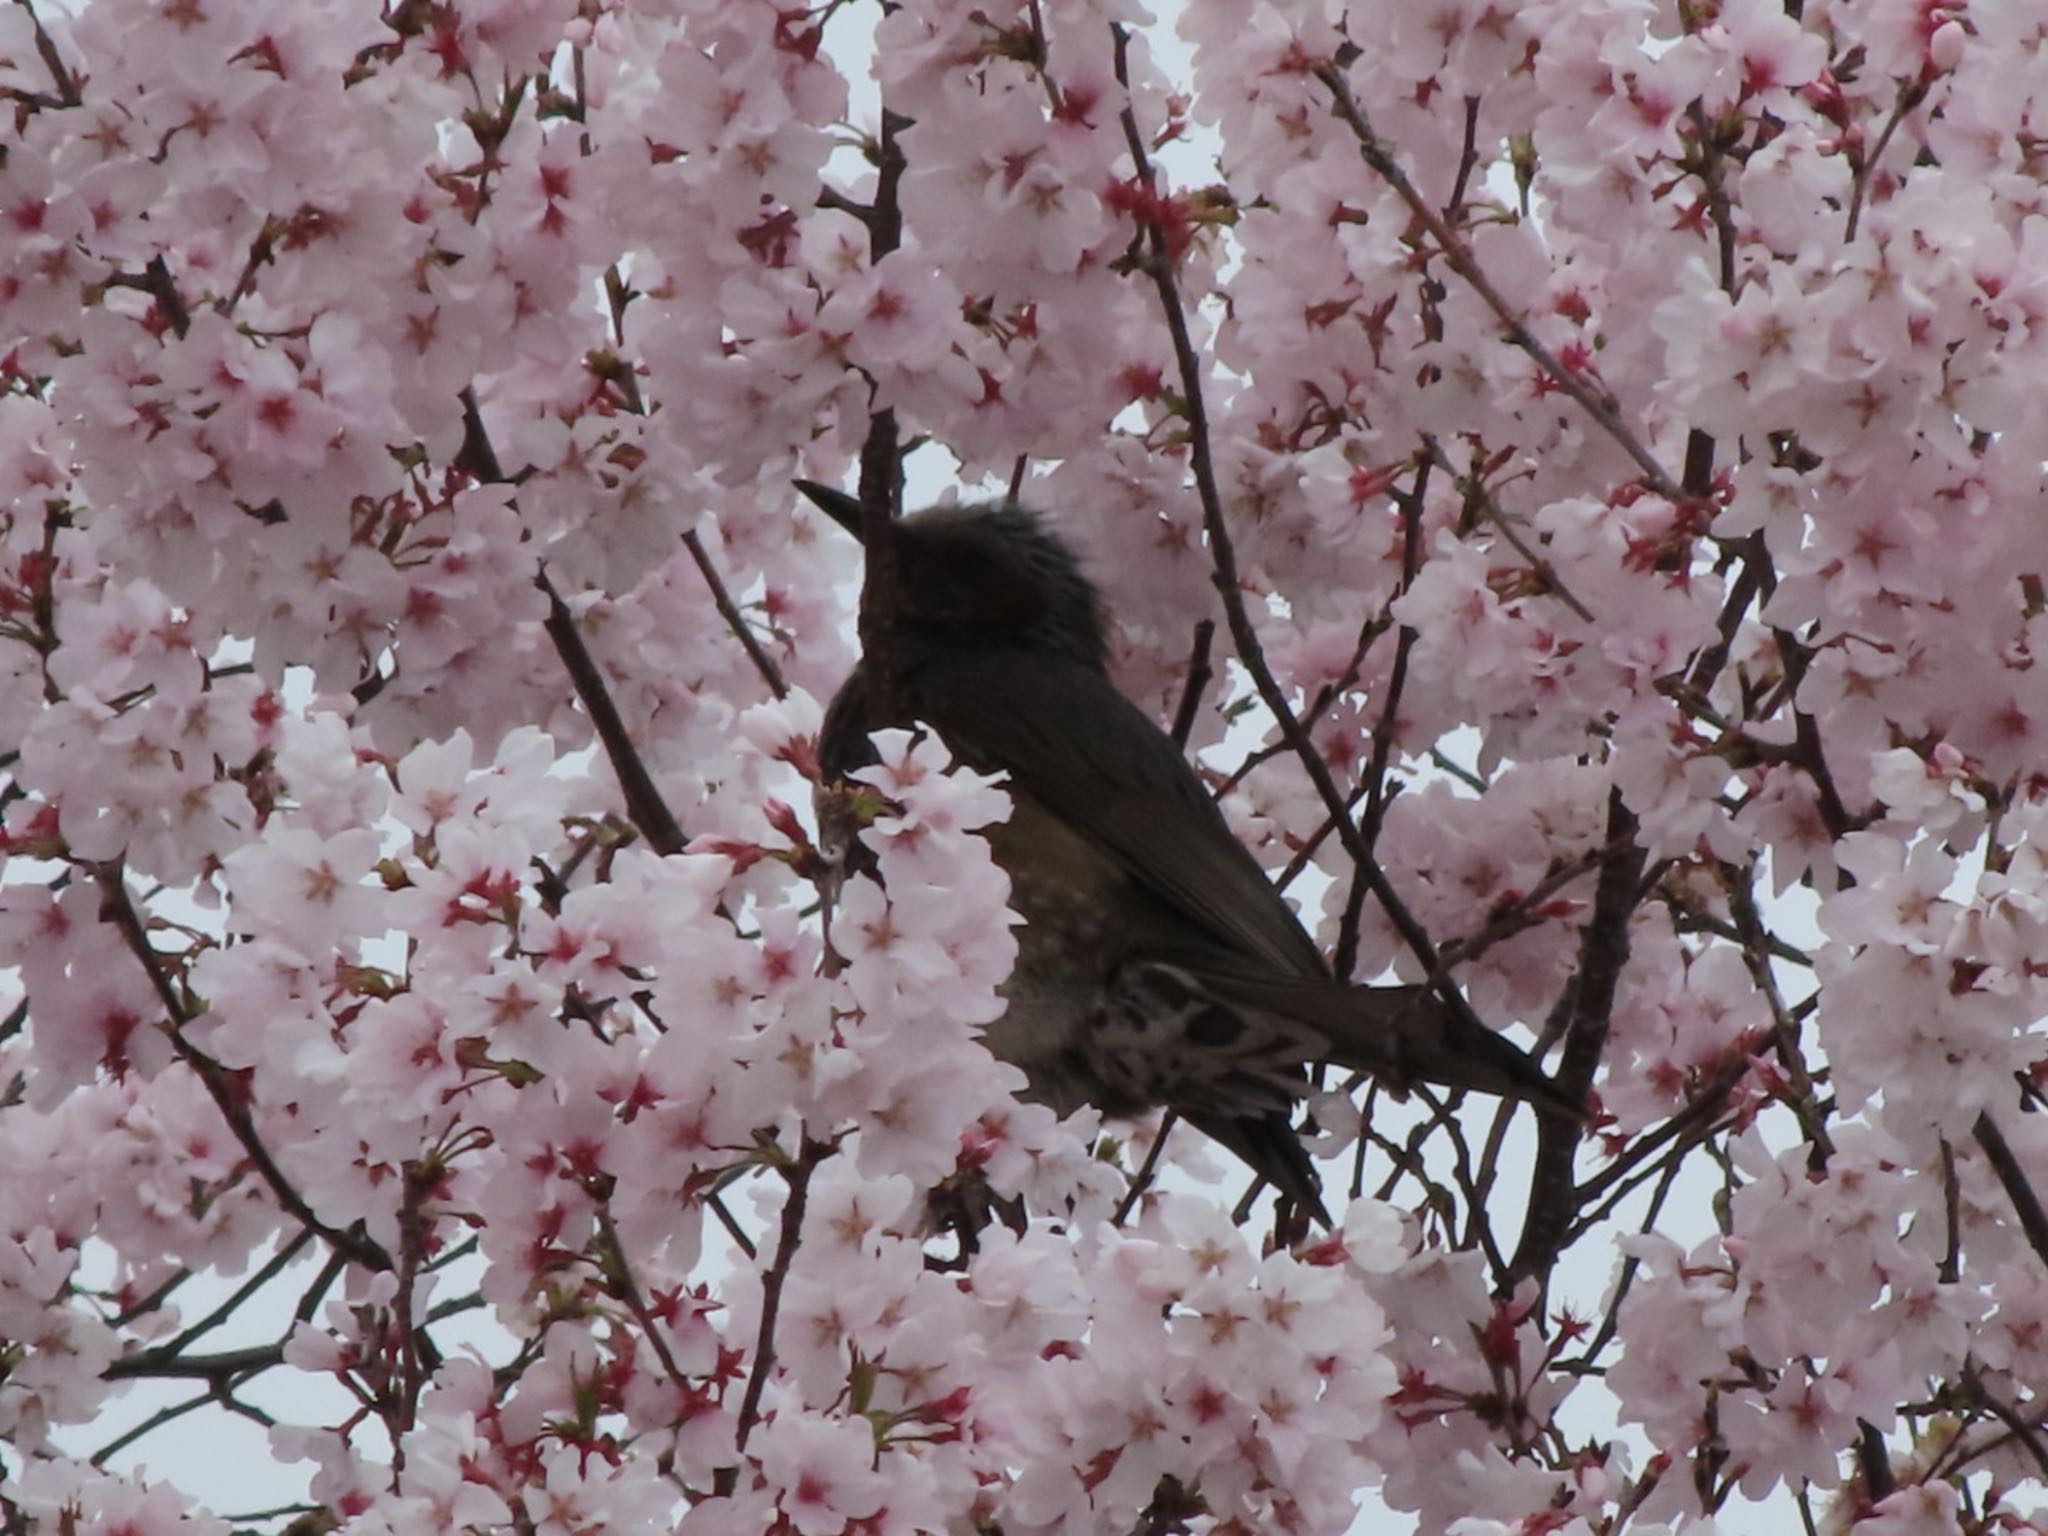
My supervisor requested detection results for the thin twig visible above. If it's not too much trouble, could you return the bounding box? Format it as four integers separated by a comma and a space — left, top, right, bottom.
1444, 96, 1484, 220
1725, 866, 1834, 1164
1562, 1151, 1688, 1373
1114, 1114, 1179, 1226
294, 1247, 350, 1323
1215, 610, 1389, 800
219, 1504, 327, 1527
108, 1265, 194, 1330
1168, 621, 1216, 747
1313, 60, 1679, 499
537, 572, 685, 857
1955, 1366, 2048, 1479
1685, 529, 1767, 697
1334, 465, 1427, 981
1109, 25, 1501, 1053
1974, 1111, 2048, 1270
92, 864, 392, 1273
112, 1231, 313, 1371
708, 1191, 758, 1261
92, 1388, 217, 1466
1274, 782, 1370, 893
18, 0, 81, 107
1426, 436, 1596, 623
1567, 1056, 1750, 1218
1439, 845, 1607, 969
682, 528, 788, 700
717, 1139, 825, 1496
1844, 80, 1929, 242
595, 1196, 694, 1397
450, 388, 687, 856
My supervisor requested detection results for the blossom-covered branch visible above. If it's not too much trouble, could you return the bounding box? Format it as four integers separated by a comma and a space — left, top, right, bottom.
2, 0, 2045, 1533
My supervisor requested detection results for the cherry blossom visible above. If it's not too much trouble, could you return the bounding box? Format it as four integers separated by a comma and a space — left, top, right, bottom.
5, 0, 2048, 1531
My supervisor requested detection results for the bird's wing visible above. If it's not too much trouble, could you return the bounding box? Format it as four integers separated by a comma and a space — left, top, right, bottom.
907, 649, 1331, 980
1185, 966, 1583, 1120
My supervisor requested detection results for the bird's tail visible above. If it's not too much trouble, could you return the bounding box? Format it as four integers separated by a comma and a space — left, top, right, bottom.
1194, 970, 1585, 1122
1183, 1110, 1334, 1227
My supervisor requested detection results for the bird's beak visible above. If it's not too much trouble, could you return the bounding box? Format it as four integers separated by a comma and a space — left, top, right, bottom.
793, 479, 869, 543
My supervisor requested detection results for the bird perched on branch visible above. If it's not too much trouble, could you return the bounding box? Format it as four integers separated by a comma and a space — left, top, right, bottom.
799, 480, 1579, 1222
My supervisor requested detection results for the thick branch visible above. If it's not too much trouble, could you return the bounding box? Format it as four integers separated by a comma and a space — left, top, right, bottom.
104, 1343, 284, 1382
850, 108, 913, 724
1509, 793, 1644, 1285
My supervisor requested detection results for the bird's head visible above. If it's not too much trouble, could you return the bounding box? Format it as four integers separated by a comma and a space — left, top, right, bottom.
796, 481, 1108, 673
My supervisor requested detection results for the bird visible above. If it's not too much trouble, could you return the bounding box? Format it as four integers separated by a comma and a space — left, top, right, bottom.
799, 480, 1580, 1222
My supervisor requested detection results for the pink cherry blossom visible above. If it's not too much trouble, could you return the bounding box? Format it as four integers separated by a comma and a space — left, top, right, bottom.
5, 0, 2048, 1531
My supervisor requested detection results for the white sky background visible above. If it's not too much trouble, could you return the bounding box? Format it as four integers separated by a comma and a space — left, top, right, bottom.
29, 1, 1844, 1529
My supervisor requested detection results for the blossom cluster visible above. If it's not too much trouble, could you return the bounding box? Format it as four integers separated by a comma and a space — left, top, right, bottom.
3, 0, 2048, 1531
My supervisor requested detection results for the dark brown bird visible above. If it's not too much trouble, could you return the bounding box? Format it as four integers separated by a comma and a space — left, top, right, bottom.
801, 481, 1578, 1221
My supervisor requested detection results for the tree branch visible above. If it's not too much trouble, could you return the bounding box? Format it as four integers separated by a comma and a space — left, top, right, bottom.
850, 106, 913, 722
1167, 621, 1215, 747
1974, 1111, 2048, 1270
682, 528, 788, 700
1109, 24, 1505, 1055
537, 572, 686, 857
1508, 793, 1644, 1285
594, 1190, 695, 1399
92, 863, 392, 1273
715, 1138, 825, 1497
1314, 60, 1680, 500
17, 0, 81, 108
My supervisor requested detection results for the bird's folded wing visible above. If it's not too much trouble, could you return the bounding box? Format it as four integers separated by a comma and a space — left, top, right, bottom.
911, 650, 1331, 980
1186, 964, 1581, 1118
